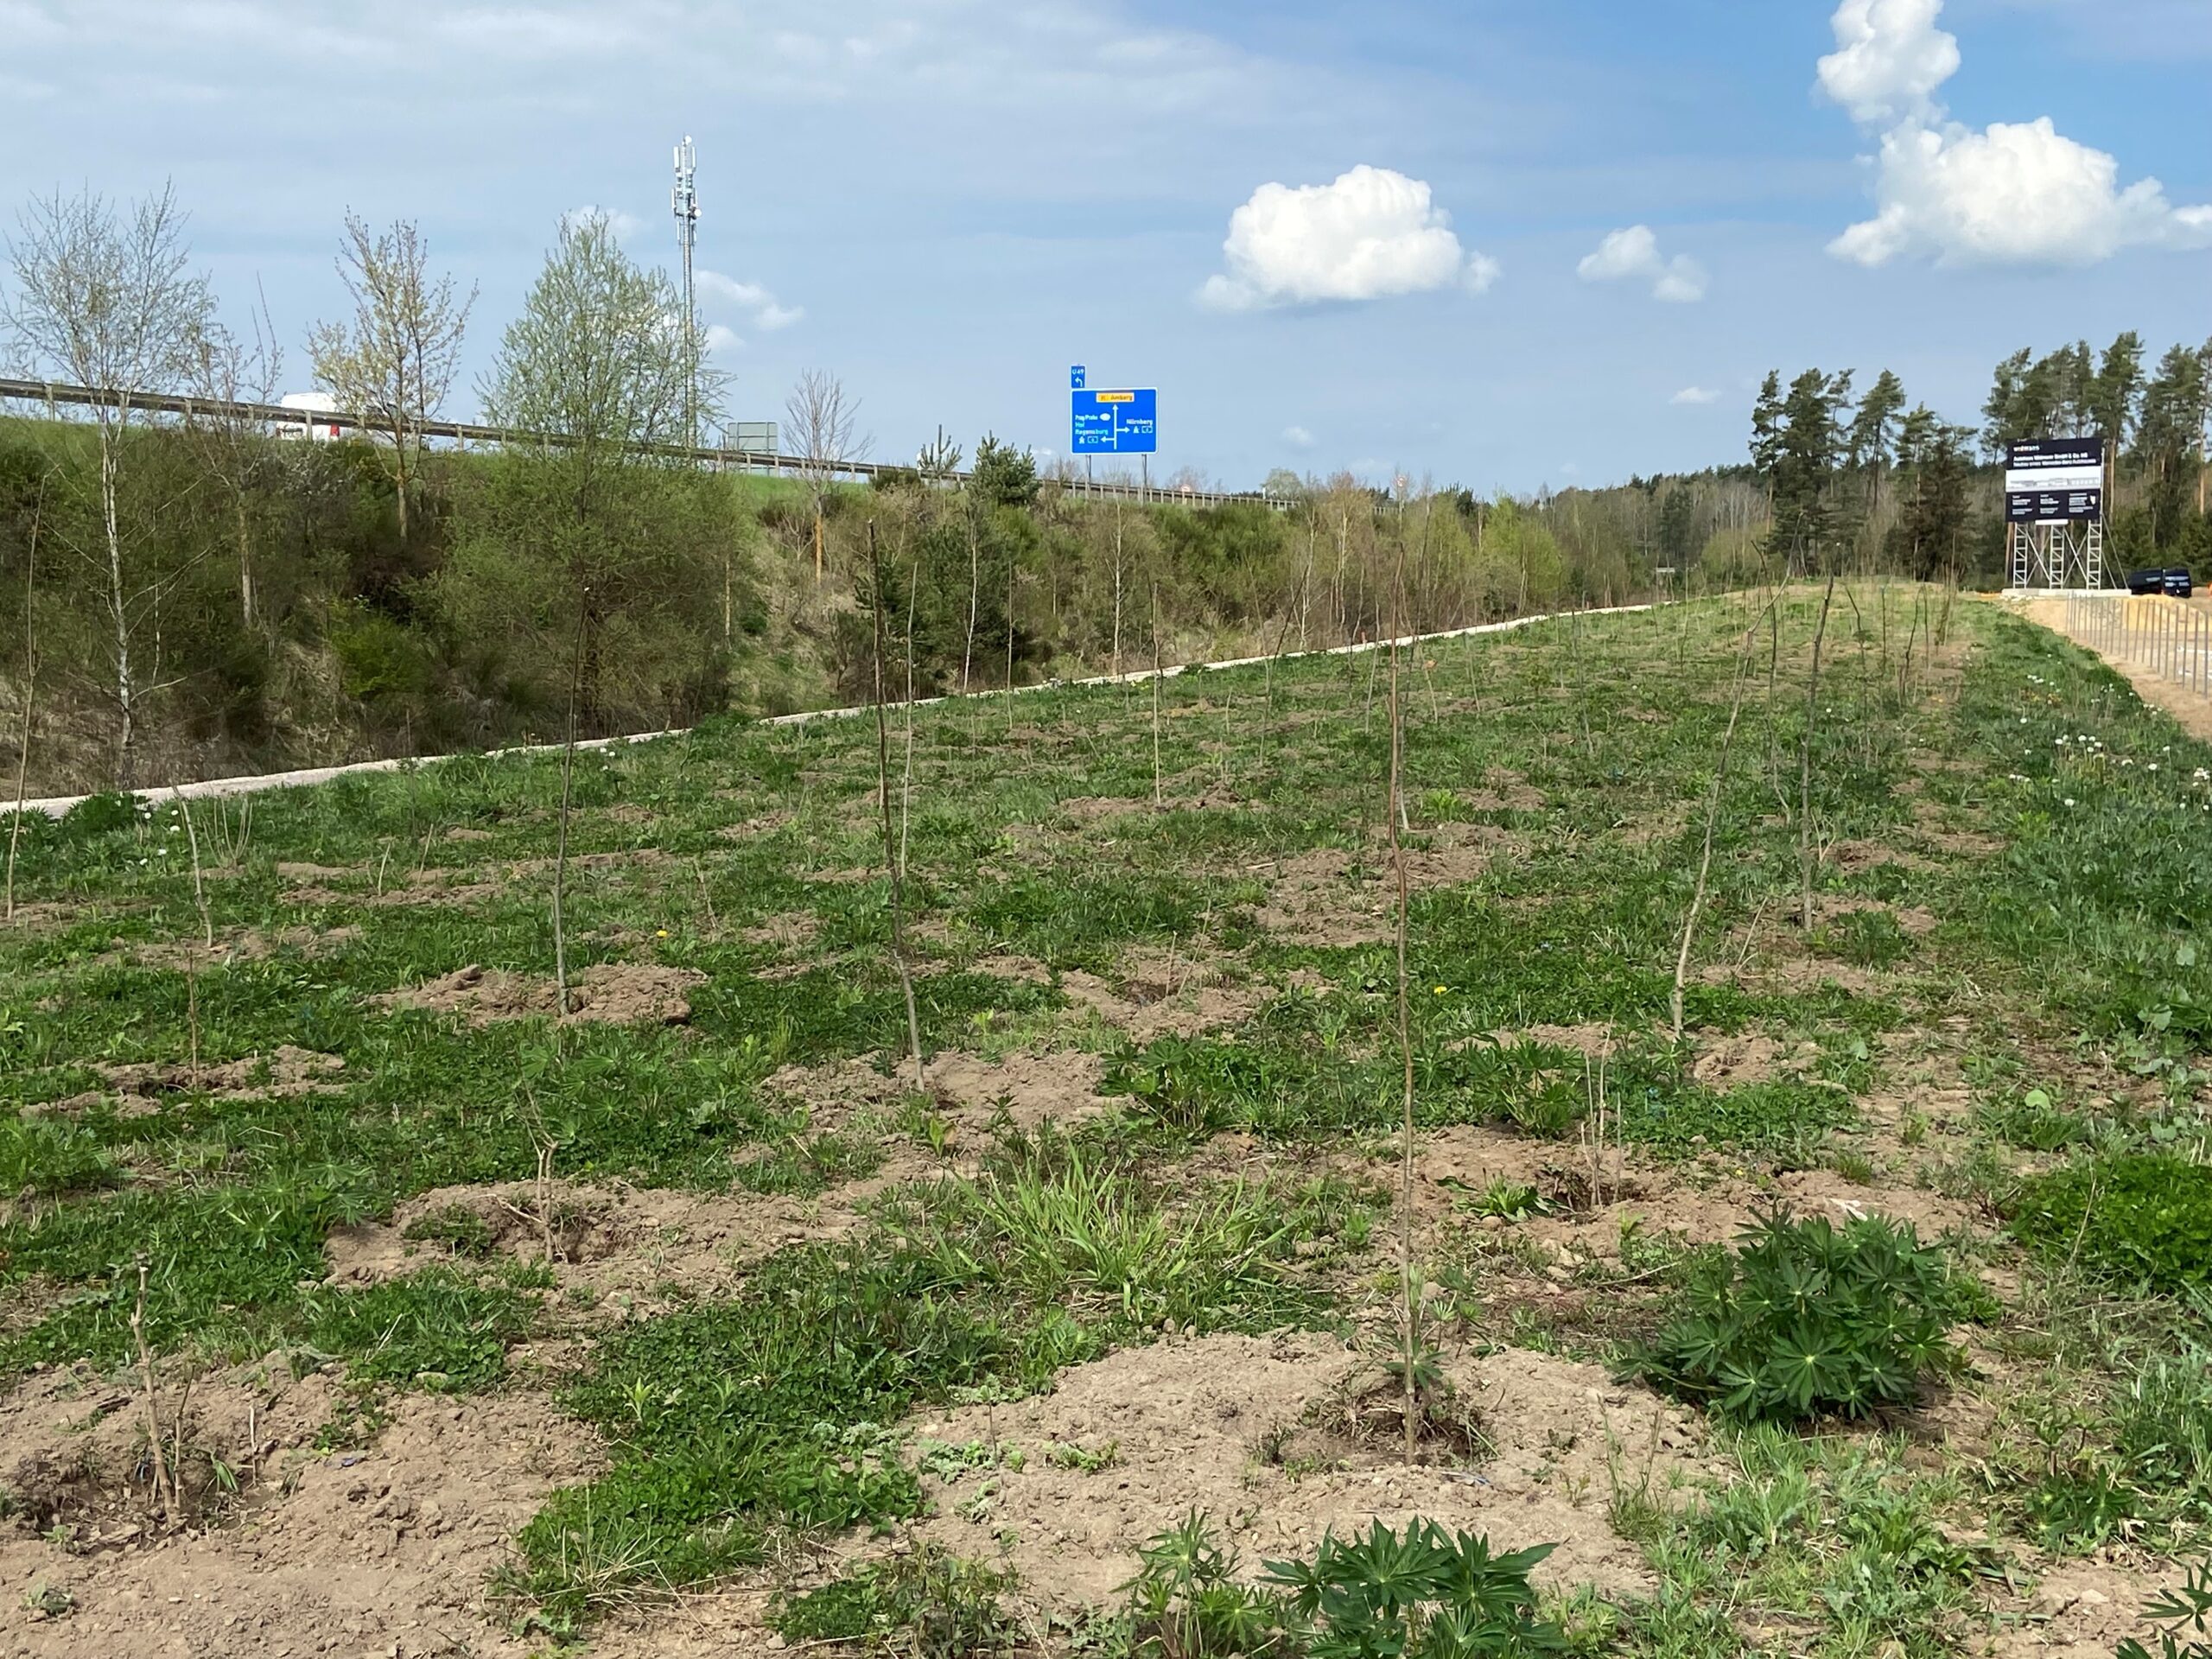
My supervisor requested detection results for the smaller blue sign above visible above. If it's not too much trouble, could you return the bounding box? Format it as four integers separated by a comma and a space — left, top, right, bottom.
1070, 365, 1086, 390
1071, 387, 1157, 454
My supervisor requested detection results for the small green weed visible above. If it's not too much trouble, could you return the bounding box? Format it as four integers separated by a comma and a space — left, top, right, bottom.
1045, 1440, 1120, 1472
773, 1547, 1020, 1656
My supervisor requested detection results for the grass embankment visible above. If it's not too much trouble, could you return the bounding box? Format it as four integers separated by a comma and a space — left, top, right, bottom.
1, 584, 2209, 1655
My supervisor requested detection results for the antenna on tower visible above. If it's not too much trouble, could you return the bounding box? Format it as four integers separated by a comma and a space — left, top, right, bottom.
672, 134, 700, 454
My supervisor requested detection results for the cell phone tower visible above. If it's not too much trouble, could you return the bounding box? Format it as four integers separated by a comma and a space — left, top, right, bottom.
672, 134, 700, 453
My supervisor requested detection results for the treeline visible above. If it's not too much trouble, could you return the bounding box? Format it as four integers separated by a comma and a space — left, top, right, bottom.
0, 182, 1674, 795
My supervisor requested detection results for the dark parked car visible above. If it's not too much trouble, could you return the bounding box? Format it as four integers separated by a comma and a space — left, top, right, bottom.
2126, 567, 2194, 598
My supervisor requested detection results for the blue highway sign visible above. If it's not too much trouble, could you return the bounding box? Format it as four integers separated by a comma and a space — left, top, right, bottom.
1070, 365, 1086, 390
1071, 387, 1157, 455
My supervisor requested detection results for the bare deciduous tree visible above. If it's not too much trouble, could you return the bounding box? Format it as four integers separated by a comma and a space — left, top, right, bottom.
307, 213, 474, 543
784, 370, 863, 582
191, 287, 283, 628
3, 183, 214, 789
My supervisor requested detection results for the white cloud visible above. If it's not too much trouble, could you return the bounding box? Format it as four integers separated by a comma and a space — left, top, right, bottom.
563, 204, 645, 240
1282, 424, 1315, 448
1198, 165, 1497, 310
704, 322, 744, 355
1670, 385, 1720, 406
1576, 226, 1707, 302
696, 270, 804, 331
1833, 118, 2212, 265
1817, 0, 1959, 126
1816, 0, 2212, 267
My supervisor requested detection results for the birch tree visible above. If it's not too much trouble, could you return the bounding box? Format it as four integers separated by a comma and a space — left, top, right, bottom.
307, 213, 474, 543
3, 183, 214, 788
785, 369, 862, 582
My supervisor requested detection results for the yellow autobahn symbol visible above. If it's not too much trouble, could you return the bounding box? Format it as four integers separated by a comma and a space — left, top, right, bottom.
1096, 391, 1135, 404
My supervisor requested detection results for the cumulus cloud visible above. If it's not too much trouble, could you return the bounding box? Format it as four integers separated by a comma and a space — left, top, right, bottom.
1817, 0, 1959, 125
703, 322, 744, 355
697, 270, 804, 330
1670, 385, 1720, 406
1198, 165, 1498, 310
1833, 118, 2212, 264
1576, 226, 1708, 302
1821, 0, 2212, 266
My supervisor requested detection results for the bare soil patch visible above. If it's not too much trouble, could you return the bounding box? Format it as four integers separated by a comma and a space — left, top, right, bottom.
1252, 848, 1392, 947
1688, 1033, 1821, 1090
903, 1332, 1703, 1615
925, 1050, 1116, 1135
75, 1046, 346, 1110
1059, 963, 1262, 1042
377, 963, 705, 1027
325, 1179, 858, 1315
0, 1364, 594, 1658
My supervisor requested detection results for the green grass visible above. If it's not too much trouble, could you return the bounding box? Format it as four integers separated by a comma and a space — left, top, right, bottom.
6, 583, 2212, 1643
502, 1150, 1367, 1618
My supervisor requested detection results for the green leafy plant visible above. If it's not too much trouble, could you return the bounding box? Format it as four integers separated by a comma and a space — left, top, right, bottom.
2008, 1154, 2212, 1294
1261, 1521, 1563, 1658
773, 1547, 1019, 1657
1119, 1510, 1563, 1659
1634, 1211, 1970, 1424
2120, 1559, 2212, 1659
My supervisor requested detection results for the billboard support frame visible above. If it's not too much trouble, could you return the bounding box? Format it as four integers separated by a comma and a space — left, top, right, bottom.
2005, 436, 2108, 592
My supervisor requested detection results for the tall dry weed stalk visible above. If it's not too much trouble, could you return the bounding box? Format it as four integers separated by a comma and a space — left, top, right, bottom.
1798, 573, 1838, 933
1671, 615, 1764, 1042
1385, 513, 1420, 1464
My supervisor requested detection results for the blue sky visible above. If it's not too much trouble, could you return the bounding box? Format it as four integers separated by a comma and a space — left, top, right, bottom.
3, 0, 2208, 493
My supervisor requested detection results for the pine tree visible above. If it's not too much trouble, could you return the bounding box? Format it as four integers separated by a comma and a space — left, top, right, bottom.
2088, 332, 2145, 454
1982, 348, 2031, 458
1750, 372, 1784, 481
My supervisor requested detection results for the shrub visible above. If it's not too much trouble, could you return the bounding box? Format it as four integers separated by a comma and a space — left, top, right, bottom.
1121, 1509, 1565, 1659
2008, 1154, 2212, 1294
1634, 1211, 1969, 1424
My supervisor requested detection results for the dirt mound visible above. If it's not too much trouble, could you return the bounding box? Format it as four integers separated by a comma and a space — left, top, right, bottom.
377, 963, 705, 1026
0, 1355, 345, 1542
0, 1376, 594, 1657
903, 1332, 1702, 1614
1254, 848, 1392, 947
925, 1051, 1116, 1135
761, 1056, 918, 1126
1059, 966, 1262, 1042
1688, 1033, 1821, 1089
273, 861, 356, 881
71, 1046, 346, 1112
325, 1179, 859, 1313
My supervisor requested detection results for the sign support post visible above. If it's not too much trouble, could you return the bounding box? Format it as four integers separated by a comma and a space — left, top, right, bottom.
1070, 369, 1158, 499
2004, 437, 2107, 591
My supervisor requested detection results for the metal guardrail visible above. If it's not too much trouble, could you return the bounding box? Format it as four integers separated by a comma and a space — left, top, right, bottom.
2062, 592, 2212, 702
0, 376, 1267, 508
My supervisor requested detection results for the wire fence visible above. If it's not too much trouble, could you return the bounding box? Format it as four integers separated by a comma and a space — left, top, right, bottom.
2061, 593, 2212, 702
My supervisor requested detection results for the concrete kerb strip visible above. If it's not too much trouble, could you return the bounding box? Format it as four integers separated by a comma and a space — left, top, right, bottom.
8, 601, 1656, 820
